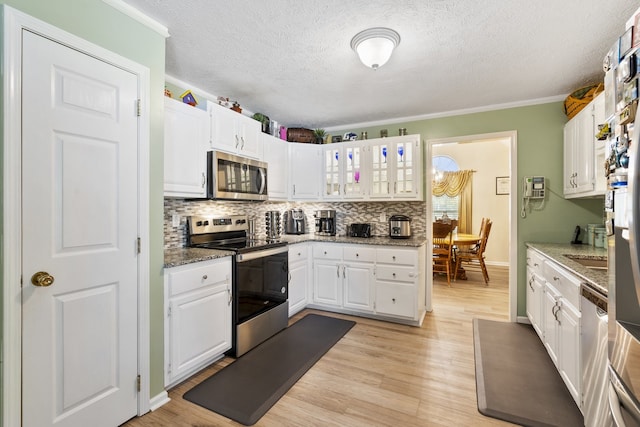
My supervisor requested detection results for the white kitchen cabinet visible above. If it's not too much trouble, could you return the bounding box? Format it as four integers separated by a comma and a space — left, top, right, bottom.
262, 134, 289, 200
558, 298, 581, 405
164, 257, 232, 387
322, 142, 366, 200
312, 244, 343, 307
563, 93, 606, 198
368, 135, 423, 201
526, 248, 545, 338
342, 246, 375, 312
289, 143, 322, 200
288, 243, 310, 316
208, 101, 262, 159
543, 281, 561, 366
164, 97, 208, 198
312, 244, 375, 313
530, 250, 582, 410
375, 247, 422, 320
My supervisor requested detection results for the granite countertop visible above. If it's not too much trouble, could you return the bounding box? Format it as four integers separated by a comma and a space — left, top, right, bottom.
164, 247, 234, 268
164, 234, 427, 268
280, 233, 427, 247
526, 242, 608, 296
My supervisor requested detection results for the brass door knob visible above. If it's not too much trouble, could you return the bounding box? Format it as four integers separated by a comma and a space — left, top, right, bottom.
31, 271, 54, 287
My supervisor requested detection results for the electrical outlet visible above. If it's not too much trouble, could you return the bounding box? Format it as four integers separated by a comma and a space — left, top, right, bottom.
172, 214, 180, 227
379, 212, 386, 222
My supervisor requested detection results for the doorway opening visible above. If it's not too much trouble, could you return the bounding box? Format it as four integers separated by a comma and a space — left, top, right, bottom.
426, 132, 517, 322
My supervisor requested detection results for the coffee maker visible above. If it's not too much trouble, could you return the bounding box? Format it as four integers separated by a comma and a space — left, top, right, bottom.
314, 210, 336, 236
283, 208, 306, 234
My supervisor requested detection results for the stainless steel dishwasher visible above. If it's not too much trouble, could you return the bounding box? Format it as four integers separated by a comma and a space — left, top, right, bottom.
582, 283, 613, 427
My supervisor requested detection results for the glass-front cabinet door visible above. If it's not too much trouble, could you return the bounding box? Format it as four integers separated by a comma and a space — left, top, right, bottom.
323, 143, 366, 200
324, 146, 342, 198
370, 141, 391, 198
395, 139, 415, 196
344, 144, 365, 198
369, 135, 421, 200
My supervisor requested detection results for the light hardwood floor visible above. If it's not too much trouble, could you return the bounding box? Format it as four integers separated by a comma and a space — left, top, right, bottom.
123, 266, 515, 427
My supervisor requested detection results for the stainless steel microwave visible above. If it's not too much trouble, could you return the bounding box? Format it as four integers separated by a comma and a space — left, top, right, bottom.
207, 151, 268, 201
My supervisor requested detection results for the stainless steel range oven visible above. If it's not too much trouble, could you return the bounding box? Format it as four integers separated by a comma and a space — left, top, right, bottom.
188, 215, 288, 357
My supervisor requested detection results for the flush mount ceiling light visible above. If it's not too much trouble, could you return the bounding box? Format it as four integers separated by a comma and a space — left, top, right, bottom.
350, 27, 401, 70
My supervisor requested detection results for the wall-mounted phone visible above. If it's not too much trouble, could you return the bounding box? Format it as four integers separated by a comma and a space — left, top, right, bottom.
523, 176, 545, 199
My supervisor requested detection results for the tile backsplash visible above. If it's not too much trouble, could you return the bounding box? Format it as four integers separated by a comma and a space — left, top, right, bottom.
164, 198, 426, 249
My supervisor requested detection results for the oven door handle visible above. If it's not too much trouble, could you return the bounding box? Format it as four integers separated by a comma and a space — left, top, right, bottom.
236, 245, 288, 262
609, 365, 640, 426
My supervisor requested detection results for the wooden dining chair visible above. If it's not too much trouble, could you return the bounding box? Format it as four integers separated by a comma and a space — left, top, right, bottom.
433, 222, 454, 285
454, 219, 492, 284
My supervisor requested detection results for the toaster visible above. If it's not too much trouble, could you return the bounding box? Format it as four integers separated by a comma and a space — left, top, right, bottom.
349, 223, 371, 238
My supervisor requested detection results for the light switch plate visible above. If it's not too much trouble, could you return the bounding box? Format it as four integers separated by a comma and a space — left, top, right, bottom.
172, 214, 180, 227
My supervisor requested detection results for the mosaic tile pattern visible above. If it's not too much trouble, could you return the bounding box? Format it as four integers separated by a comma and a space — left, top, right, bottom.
164, 198, 426, 249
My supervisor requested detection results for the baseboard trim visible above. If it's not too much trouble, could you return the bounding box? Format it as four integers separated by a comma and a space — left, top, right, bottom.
516, 316, 531, 324
149, 391, 170, 411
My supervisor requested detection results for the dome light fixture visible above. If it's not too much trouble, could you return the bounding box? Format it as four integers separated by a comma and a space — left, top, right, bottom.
350, 27, 401, 70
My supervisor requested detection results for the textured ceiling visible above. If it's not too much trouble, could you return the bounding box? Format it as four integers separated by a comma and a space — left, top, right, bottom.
122, 0, 637, 129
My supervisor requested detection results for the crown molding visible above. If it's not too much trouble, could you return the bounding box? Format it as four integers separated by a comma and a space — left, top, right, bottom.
324, 94, 567, 132
102, 0, 170, 38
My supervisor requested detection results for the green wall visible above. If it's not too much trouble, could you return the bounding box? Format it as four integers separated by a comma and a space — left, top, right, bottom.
336, 102, 604, 316
0, 0, 167, 399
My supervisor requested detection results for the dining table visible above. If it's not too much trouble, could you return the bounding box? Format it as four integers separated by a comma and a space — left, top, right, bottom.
432, 232, 482, 280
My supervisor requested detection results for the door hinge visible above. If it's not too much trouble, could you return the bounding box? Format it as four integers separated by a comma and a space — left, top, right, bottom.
136, 99, 141, 117
137, 237, 141, 254
167, 363, 172, 374
167, 306, 172, 317
136, 374, 141, 392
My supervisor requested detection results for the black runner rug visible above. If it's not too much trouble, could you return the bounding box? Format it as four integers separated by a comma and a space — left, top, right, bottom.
184, 313, 356, 425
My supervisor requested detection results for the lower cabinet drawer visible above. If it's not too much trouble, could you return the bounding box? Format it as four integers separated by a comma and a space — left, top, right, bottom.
375, 283, 415, 318
166, 258, 231, 296
376, 265, 416, 283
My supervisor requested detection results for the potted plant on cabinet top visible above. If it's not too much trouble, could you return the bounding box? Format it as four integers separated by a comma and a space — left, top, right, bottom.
252, 113, 271, 134
313, 128, 326, 144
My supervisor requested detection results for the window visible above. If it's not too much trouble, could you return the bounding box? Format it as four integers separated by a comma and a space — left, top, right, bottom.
432, 155, 459, 221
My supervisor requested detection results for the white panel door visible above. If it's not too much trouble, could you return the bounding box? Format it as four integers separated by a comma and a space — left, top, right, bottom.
21, 31, 139, 427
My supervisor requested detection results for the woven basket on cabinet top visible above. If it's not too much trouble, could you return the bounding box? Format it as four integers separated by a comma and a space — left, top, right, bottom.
564, 83, 603, 120
286, 128, 315, 143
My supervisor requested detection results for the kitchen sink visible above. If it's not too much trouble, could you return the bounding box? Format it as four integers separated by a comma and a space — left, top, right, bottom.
564, 255, 608, 270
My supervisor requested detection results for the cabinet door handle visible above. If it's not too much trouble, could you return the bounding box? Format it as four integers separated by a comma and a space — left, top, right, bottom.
343, 265, 346, 278
202, 274, 208, 280
227, 288, 232, 305
337, 265, 340, 278
528, 277, 534, 290
293, 184, 296, 195
241, 136, 245, 149
288, 272, 291, 283
201, 172, 206, 188
392, 256, 396, 261
553, 276, 560, 281
235, 134, 239, 148
356, 253, 359, 257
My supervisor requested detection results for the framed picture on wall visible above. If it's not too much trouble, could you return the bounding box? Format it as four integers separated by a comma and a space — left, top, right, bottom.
496, 176, 510, 195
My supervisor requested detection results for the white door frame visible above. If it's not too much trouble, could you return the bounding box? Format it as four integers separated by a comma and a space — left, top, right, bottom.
2, 6, 151, 426
425, 131, 518, 322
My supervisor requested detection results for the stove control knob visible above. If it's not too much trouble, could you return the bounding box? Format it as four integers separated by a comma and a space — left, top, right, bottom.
196, 221, 203, 226
281, 287, 286, 294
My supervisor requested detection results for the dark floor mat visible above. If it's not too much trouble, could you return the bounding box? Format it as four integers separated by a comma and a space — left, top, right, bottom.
183, 313, 356, 425
473, 318, 583, 427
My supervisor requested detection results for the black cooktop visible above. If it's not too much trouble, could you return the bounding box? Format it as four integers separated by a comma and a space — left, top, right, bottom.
192, 238, 286, 254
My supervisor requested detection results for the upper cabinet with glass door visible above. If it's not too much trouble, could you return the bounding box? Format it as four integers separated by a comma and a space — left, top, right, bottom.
323, 142, 366, 200
369, 135, 423, 201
